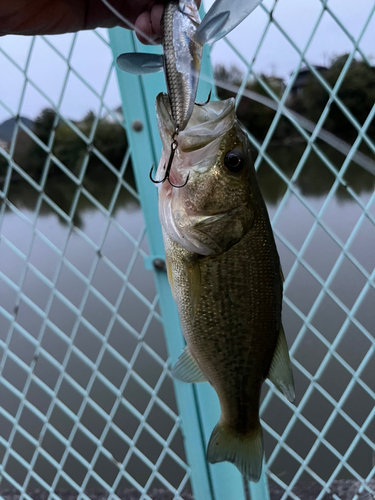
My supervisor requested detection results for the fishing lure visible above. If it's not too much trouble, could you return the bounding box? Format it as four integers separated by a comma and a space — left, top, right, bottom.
117, 0, 264, 186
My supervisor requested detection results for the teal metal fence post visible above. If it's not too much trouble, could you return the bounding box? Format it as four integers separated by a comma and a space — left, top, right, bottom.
108, 26, 270, 500
108, 28, 213, 500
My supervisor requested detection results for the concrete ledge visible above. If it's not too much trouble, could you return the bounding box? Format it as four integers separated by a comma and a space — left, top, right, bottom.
0, 481, 374, 500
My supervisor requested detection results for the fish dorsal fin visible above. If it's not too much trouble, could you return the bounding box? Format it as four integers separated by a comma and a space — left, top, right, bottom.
195, 0, 264, 45
117, 53, 164, 75
268, 325, 295, 403
171, 346, 207, 383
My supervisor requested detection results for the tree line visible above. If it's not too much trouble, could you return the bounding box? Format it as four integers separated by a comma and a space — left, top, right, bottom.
0, 53, 373, 181
215, 54, 375, 145
0, 109, 128, 182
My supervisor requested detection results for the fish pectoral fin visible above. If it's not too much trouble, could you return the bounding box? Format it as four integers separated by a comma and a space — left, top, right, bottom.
117, 53, 164, 75
166, 258, 175, 300
192, 211, 245, 254
195, 0, 263, 44
268, 325, 295, 403
171, 346, 207, 383
207, 422, 264, 482
280, 266, 285, 283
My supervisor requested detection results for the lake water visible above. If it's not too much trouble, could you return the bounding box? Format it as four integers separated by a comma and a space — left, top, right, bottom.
0, 144, 374, 495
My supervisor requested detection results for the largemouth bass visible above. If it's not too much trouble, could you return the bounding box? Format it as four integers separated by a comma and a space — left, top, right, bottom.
155, 92, 295, 481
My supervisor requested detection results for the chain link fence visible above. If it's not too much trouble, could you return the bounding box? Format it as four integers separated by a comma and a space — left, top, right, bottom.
0, 1, 374, 499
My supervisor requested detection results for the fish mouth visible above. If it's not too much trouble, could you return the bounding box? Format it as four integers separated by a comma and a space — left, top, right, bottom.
156, 93, 236, 152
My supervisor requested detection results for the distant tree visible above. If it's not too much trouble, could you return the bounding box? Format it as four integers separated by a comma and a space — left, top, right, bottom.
299, 55, 375, 141
215, 64, 244, 88
12, 128, 35, 173
53, 121, 87, 175
53, 113, 128, 177
33, 108, 57, 144
239, 75, 291, 141
215, 65, 290, 141
91, 118, 127, 169
27, 108, 58, 177
19, 107, 128, 178
0, 150, 8, 176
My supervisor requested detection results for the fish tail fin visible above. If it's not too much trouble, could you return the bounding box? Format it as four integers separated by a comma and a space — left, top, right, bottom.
207, 421, 264, 482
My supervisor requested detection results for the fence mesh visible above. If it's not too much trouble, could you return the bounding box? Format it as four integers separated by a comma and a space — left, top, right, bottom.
0, 28, 191, 500
0, 0, 374, 499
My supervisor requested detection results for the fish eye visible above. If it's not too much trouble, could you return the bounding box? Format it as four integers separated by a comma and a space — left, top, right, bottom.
224, 148, 245, 173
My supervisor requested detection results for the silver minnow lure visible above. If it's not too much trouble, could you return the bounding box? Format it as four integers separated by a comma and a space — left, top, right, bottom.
117, 0, 264, 132
117, 0, 264, 187
162, 0, 202, 133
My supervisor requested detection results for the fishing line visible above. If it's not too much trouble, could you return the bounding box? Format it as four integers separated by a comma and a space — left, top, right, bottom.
212, 79, 375, 177
100, 0, 159, 46
100, 0, 212, 85
100, 0, 375, 178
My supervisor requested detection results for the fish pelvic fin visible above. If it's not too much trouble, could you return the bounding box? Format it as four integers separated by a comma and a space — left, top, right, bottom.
268, 324, 295, 403
207, 422, 264, 482
171, 346, 207, 383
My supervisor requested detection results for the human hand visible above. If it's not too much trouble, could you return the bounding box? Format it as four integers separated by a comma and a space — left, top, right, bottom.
0, 0, 201, 43
134, 0, 201, 44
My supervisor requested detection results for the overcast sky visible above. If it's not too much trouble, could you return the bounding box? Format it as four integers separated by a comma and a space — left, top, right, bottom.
0, 0, 373, 123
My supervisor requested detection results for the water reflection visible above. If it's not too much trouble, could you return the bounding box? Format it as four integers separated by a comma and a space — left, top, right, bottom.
256, 142, 375, 205
3, 143, 374, 222
0, 145, 374, 492
3, 164, 138, 229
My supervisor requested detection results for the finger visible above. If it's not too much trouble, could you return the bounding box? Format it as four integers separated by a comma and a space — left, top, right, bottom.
149, 3, 164, 40
135, 11, 152, 44
135, 0, 201, 45
135, 2, 164, 45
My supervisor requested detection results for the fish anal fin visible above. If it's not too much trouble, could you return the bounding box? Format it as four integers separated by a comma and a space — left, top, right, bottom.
207, 422, 264, 482
268, 325, 295, 403
171, 346, 206, 383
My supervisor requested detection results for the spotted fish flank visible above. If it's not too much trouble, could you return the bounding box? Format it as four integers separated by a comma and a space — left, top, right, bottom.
155, 93, 295, 482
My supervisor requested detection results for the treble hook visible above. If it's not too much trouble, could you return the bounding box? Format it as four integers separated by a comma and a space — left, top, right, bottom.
149, 129, 189, 188
195, 89, 212, 107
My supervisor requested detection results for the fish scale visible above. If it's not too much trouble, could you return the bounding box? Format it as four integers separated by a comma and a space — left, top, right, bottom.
171, 204, 282, 432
